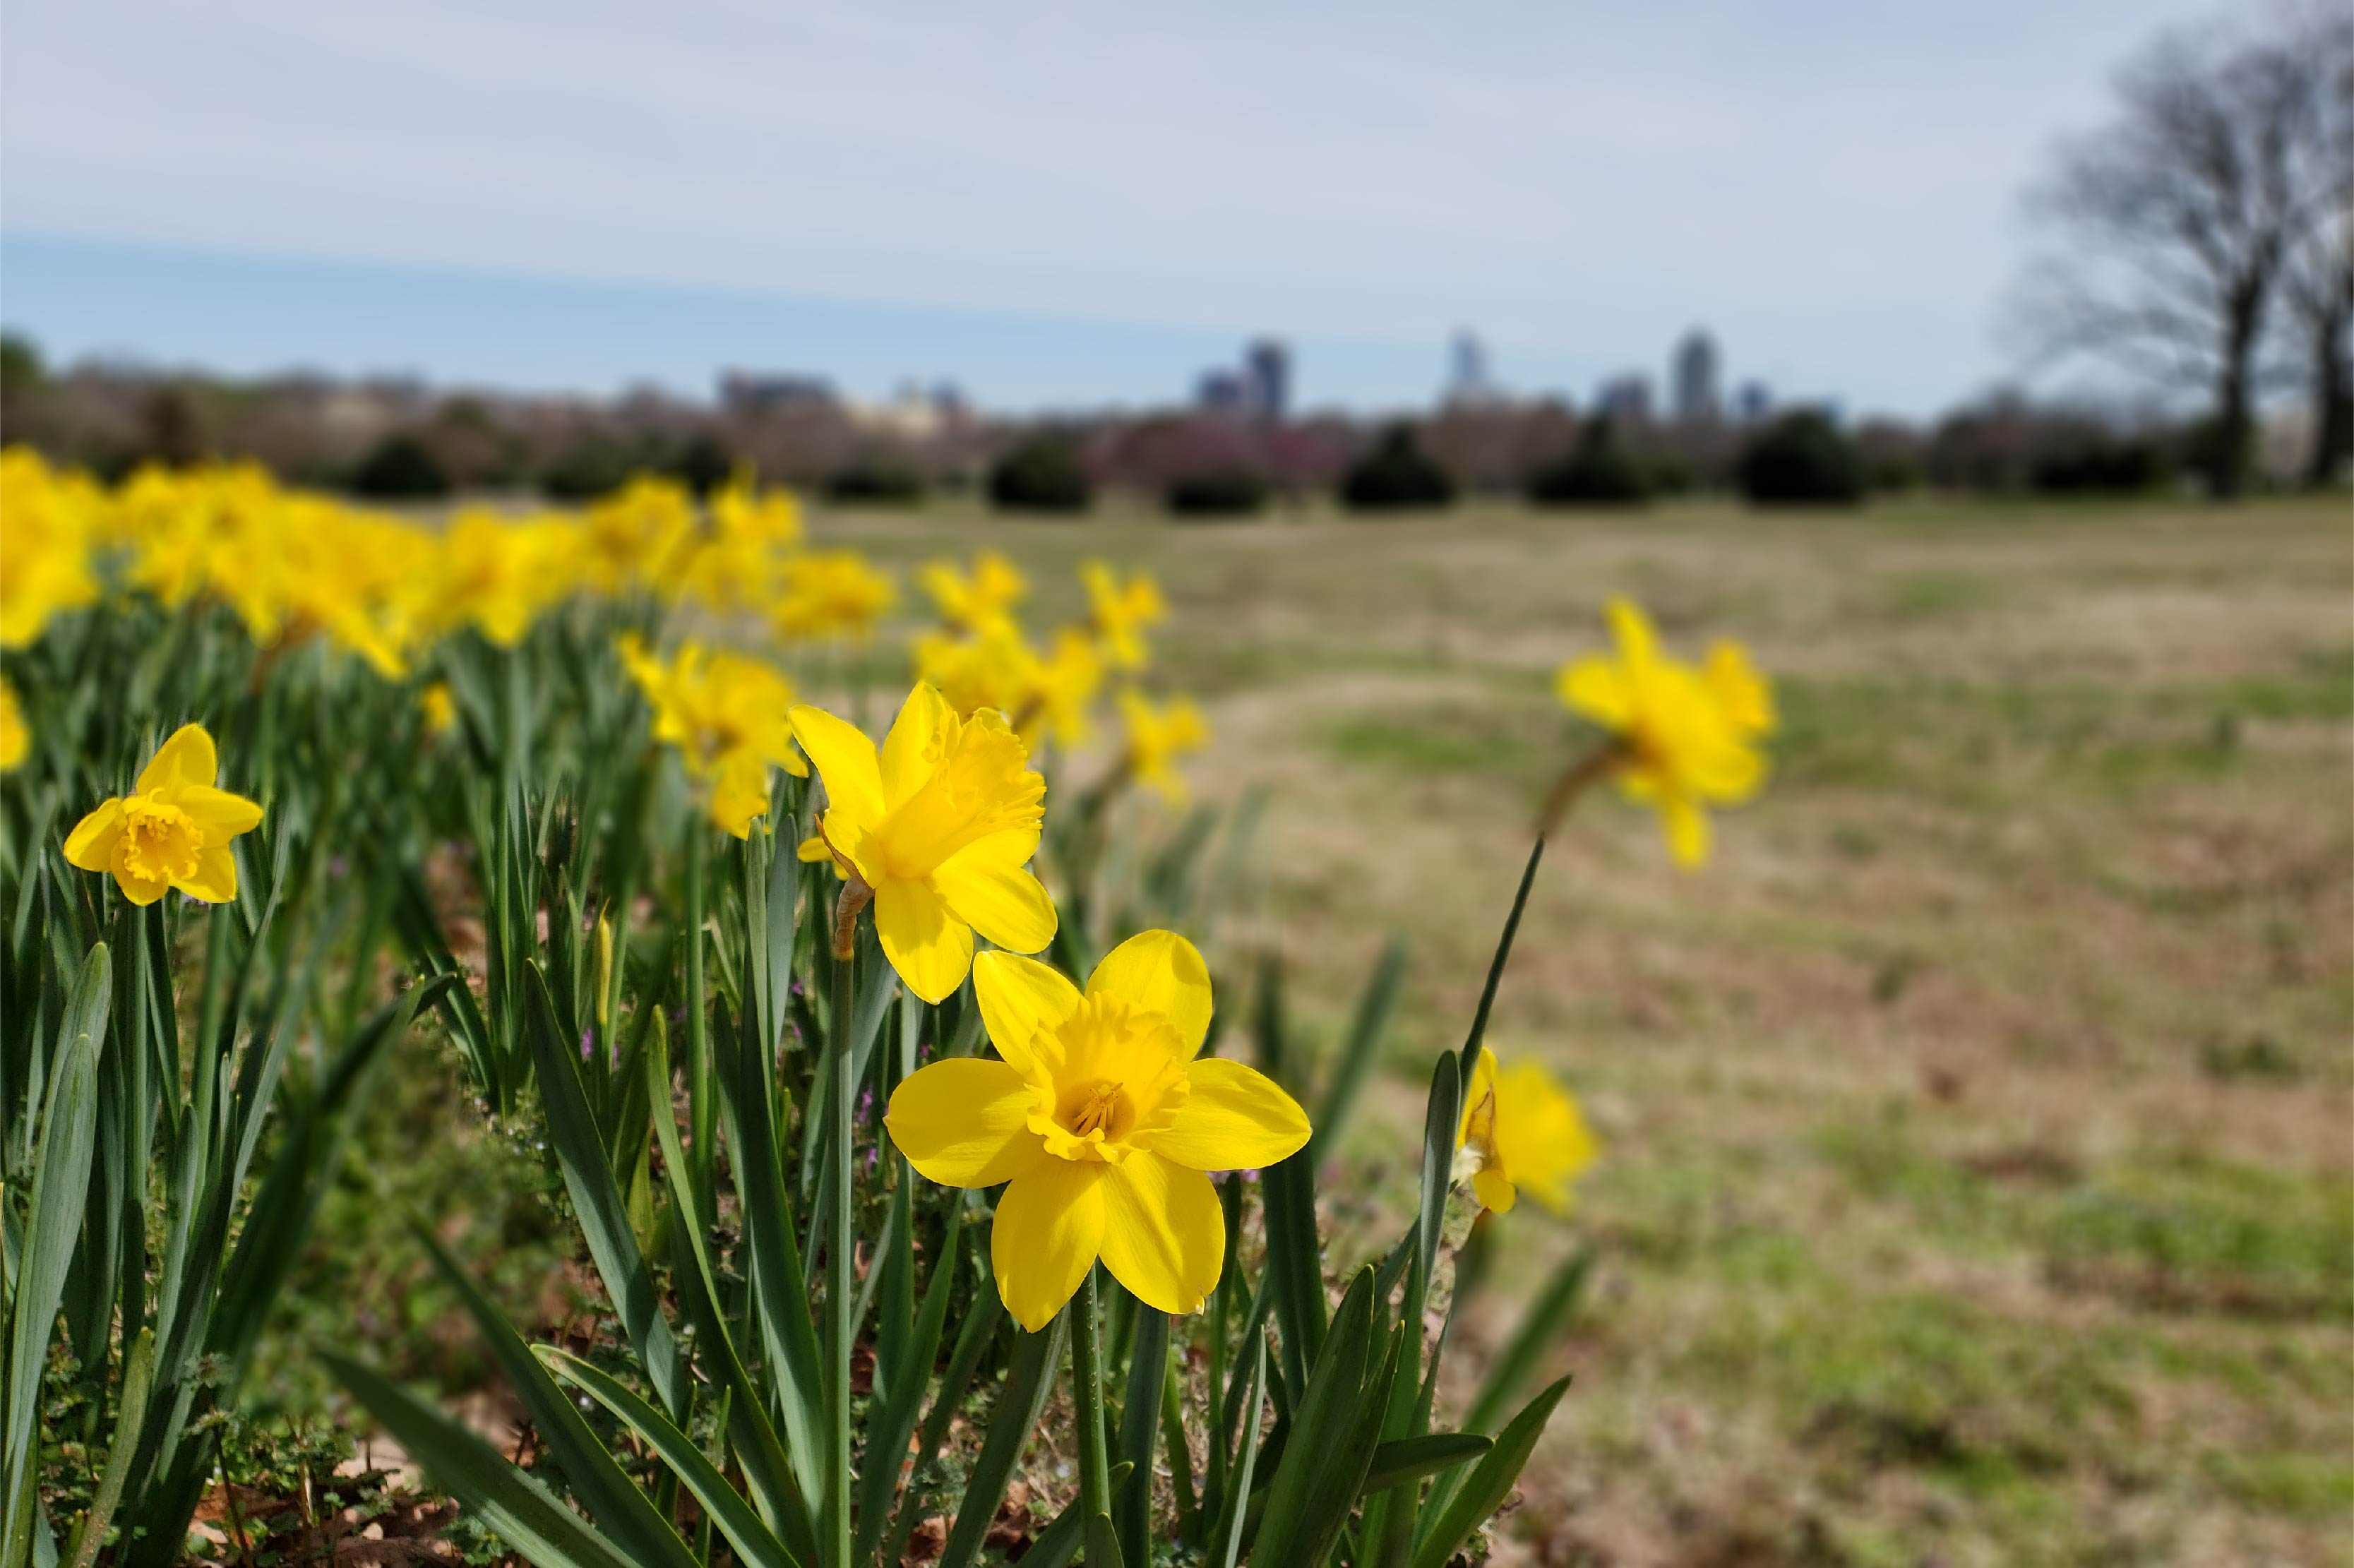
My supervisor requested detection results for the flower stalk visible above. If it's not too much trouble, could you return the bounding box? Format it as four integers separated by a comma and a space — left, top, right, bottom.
1071, 1268, 1115, 1545
825, 906, 858, 1568
1534, 735, 1627, 841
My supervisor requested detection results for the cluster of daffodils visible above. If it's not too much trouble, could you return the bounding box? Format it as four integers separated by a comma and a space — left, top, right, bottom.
911, 550, 1205, 796
0, 448, 878, 683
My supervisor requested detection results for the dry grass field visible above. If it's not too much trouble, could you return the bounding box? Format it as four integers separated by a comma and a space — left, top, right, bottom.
813, 492, 2354, 1567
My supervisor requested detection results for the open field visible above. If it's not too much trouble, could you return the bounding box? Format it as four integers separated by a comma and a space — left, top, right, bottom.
802, 493, 2354, 1567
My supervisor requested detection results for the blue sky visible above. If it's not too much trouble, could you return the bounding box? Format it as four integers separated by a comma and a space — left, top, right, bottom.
1, 0, 2204, 415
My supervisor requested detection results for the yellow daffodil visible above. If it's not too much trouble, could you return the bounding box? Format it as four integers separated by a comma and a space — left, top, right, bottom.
1117, 689, 1208, 806
620, 635, 808, 837
790, 683, 1054, 1003
914, 623, 1101, 750
1457, 1048, 1597, 1215
420, 681, 457, 738
432, 511, 577, 647
0, 678, 27, 771
658, 477, 803, 611
582, 476, 696, 596
0, 446, 103, 647
1554, 597, 1771, 867
887, 935, 1310, 1329
64, 724, 262, 905
922, 551, 1028, 634
774, 551, 896, 642
1082, 561, 1166, 671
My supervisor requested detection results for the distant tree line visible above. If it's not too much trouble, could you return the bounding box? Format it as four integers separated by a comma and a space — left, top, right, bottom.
0, 330, 2303, 519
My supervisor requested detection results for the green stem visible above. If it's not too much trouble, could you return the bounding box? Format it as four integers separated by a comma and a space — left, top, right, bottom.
1073, 1268, 1113, 1538
825, 933, 856, 1568
684, 829, 715, 1199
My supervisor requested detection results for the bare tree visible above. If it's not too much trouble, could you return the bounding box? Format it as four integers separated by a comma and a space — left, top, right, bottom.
2019, 10, 2347, 497
2271, 14, 2354, 485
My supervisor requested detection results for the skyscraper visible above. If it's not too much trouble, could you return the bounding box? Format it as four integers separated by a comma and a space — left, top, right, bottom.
1447, 329, 1495, 405
1671, 330, 1721, 428
1243, 339, 1290, 422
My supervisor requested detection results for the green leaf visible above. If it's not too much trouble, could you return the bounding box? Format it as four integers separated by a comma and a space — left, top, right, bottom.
3, 942, 107, 1568
1207, 1337, 1267, 1568
938, 1315, 1069, 1568
1411, 1375, 1572, 1568
62, 1329, 156, 1568
1361, 1432, 1491, 1496
325, 1353, 641, 1568
1252, 1267, 1380, 1566
852, 1197, 964, 1568
521, 964, 689, 1420
415, 1229, 699, 1568
1113, 1298, 1166, 1567
1018, 1463, 1135, 1568
540, 1348, 804, 1568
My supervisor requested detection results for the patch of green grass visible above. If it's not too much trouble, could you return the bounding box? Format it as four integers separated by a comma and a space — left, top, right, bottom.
1875, 570, 2006, 621
1320, 702, 1558, 782
2204, 1449, 2354, 1519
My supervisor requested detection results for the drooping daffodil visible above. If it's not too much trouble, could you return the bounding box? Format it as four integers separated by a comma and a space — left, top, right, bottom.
791, 683, 1056, 1003
887, 934, 1311, 1329
1117, 689, 1208, 806
1456, 1047, 1599, 1214
64, 724, 263, 905
1553, 596, 1772, 867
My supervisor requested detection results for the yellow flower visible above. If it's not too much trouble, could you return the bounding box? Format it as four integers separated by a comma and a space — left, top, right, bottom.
0, 678, 27, 771
1554, 597, 1771, 867
922, 551, 1028, 634
619, 635, 808, 837
913, 623, 1101, 750
1457, 1048, 1597, 1215
658, 477, 802, 611
0, 447, 103, 647
1117, 689, 1208, 806
790, 683, 1054, 1003
774, 550, 897, 642
1081, 561, 1166, 671
64, 724, 263, 905
886, 934, 1310, 1329
433, 511, 577, 646
420, 682, 457, 738
582, 477, 696, 596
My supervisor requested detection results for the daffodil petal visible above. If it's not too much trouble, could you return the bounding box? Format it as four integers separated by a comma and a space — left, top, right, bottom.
992, 1159, 1106, 1332
1555, 658, 1630, 727
177, 843, 238, 904
880, 682, 952, 810
1606, 596, 1657, 666
796, 833, 835, 863
1099, 1151, 1224, 1316
113, 865, 170, 906
876, 877, 976, 1005
972, 951, 1081, 1075
1086, 930, 1212, 1059
787, 704, 884, 829
1458, 1046, 1499, 1150
63, 798, 125, 872
176, 785, 263, 837
1149, 1059, 1310, 1172
136, 723, 217, 794
885, 1059, 1046, 1187
1472, 1167, 1518, 1214
1660, 795, 1710, 868
932, 848, 1056, 955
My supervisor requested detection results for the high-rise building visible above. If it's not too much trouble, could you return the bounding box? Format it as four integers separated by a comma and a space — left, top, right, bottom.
1733, 381, 1773, 425
1447, 329, 1495, 405
1671, 330, 1721, 427
1196, 369, 1248, 415
1595, 373, 1654, 426
1243, 338, 1290, 421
